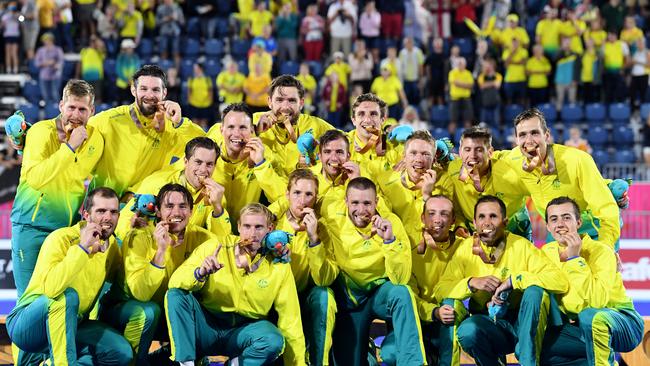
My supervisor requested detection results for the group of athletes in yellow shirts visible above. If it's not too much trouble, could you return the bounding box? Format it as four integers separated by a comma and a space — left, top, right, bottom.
5, 64, 643, 366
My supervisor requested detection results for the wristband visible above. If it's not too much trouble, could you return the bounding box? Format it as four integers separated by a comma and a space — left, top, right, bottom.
566, 255, 580, 261
78, 244, 90, 255
212, 208, 224, 218
194, 267, 207, 282
66, 143, 76, 153
308, 240, 321, 248
383, 237, 396, 244
254, 158, 266, 167
150, 261, 165, 269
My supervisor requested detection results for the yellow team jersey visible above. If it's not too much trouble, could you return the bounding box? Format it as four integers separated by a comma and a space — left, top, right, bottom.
536, 19, 561, 52
119, 10, 143, 38
620, 27, 643, 45
504, 145, 621, 247
603, 40, 627, 70
581, 50, 598, 83
526, 56, 551, 88
296, 74, 317, 106
216, 71, 246, 104
244, 73, 272, 107
560, 20, 586, 54
448, 68, 474, 100
435, 233, 569, 313
370, 76, 402, 106
584, 29, 607, 48
169, 236, 306, 364
324, 62, 352, 88
347, 129, 403, 168
503, 47, 529, 83
542, 236, 633, 317
248, 10, 274, 37
248, 52, 273, 76
188, 76, 213, 108
499, 27, 530, 51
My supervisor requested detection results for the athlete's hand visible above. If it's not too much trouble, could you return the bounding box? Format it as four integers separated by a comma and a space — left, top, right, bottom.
203, 178, 225, 214
421, 169, 438, 200
455, 226, 470, 238
246, 137, 266, 165
198, 244, 224, 277
492, 277, 512, 304
80, 222, 102, 254
372, 215, 394, 242
153, 221, 173, 252
468, 275, 501, 293
302, 208, 319, 244
68, 125, 88, 150
434, 304, 455, 324
342, 161, 360, 180
159, 100, 182, 126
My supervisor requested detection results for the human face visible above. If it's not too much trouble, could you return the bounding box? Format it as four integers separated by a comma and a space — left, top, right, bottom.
59, 95, 94, 129
286, 179, 318, 219
83, 196, 119, 240
131, 75, 167, 116
346, 187, 377, 228
319, 138, 350, 177
352, 101, 384, 139
546, 202, 582, 244
238, 213, 272, 252
158, 191, 191, 234
459, 137, 492, 174
221, 111, 253, 154
515, 117, 550, 159
184, 147, 217, 189
404, 139, 435, 180
268, 86, 303, 124
422, 197, 454, 242
473, 201, 507, 247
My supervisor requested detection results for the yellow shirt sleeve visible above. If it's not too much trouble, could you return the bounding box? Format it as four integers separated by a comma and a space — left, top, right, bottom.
122, 228, 166, 302
22, 120, 76, 190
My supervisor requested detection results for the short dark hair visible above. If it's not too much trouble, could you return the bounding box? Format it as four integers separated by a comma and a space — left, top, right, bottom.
351, 93, 387, 119
83, 187, 119, 212
319, 129, 349, 152
461, 126, 493, 147
132, 65, 168, 88
474, 195, 506, 220
184, 137, 220, 161
423, 194, 455, 217
346, 177, 377, 196
62, 79, 96, 105
545, 196, 581, 222
222, 102, 253, 123
157, 183, 193, 211
269, 75, 305, 99
513, 108, 548, 134
405, 130, 436, 153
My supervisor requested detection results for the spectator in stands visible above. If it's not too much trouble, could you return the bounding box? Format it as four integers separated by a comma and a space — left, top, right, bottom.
452, 0, 477, 38
137, 0, 156, 40
187, 62, 214, 131
118, 1, 143, 45
248, 0, 273, 38
449, 44, 462, 70
381, 46, 401, 80
399, 105, 428, 130
499, 13, 530, 53
115, 38, 141, 104
359, 0, 381, 61
95, 4, 119, 54
1, 2, 20, 74
601, 0, 626, 33
536, 6, 561, 59
555, 37, 579, 110
166, 66, 180, 102
156, 0, 184, 66
248, 39, 273, 77
327, 0, 357, 57
560, 8, 586, 55
478, 58, 502, 126
620, 15, 643, 52
377, 0, 404, 41
190, 0, 219, 40
322, 71, 347, 128
73, 0, 96, 46
564, 126, 593, 154
296, 62, 317, 114
426, 0, 452, 39
526, 44, 552, 107
37, 0, 56, 36
603, 31, 629, 103
55, 0, 73, 52
399, 36, 425, 106
503, 37, 528, 105
20, 0, 39, 60
216, 59, 246, 106
325, 51, 351, 89
448, 56, 474, 133
243, 62, 272, 113
78, 35, 105, 103
34, 32, 64, 105
580, 38, 601, 104
584, 17, 607, 48
575, 0, 599, 22
300, 3, 325, 62
425, 37, 447, 106
644, 113, 650, 166
629, 37, 650, 110
349, 39, 374, 93
253, 24, 278, 57
371, 62, 408, 120
275, 3, 298, 63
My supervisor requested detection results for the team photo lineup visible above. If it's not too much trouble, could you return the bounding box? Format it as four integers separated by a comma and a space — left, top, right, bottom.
3, 0, 648, 365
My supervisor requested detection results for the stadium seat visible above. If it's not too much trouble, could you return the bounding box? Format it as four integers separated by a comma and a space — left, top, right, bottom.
28, 59, 39, 80
430, 127, 449, 140
179, 59, 194, 79
585, 103, 606, 122
22, 80, 41, 104
280, 61, 299, 76
182, 37, 201, 59
504, 104, 523, 123
205, 39, 225, 58
536, 103, 556, 123
608, 103, 630, 123
103, 58, 117, 82
307, 61, 324, 79
44, 103, 59, 119
204, 59, 221, 78
158, 59, 174, 72
237, 59, 248, 76
613, 125, 635, 145
231, 39, 251, 61
548, 128, 560, 142
641, 103, 650, 120
185, 17, 201, 38
453, 38, 473, 57
137, 38, 154, 59
454, 128, 465, 145
214, 17, 230, 38
18, 103, 40, 122
62, 60, 77, 81
180, 81, 189, 106
95, 103, 112, 114
613, 149, 637, 164
587, 126, 608, 148
430, 105, 449, 126
592, 149, 610, 167
560, 104, 583, 124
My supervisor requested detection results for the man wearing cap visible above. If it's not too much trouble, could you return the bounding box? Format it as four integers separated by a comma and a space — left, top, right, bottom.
498, 14, 530, 52
325, 51, 352, 89
371, 63, 408, 120
248, 39, 273, 77
34, 32, 64, 105
115, 39, 142, 104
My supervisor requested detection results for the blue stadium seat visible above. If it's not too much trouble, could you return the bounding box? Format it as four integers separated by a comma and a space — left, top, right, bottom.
44, 103, 59, 119
454, 128, 466, 145
536, 103, 556, 123
453, 38, 473, 57
214, 17, 230, 38
307, 61, 324, 79
182, 37, 201, 59
62, 60, 77, 81
641, 103, 650, 120
28, 59, 39, 80
430, 127, 449, 140
560, 104, 583, 124
280, 61, 300, 76
613, 149, 637, 164
179, 59, 194, 80
231, 39, 251, 61
592, 149, 610, 167
430, 105, 449, 126
205, 39, 225, 58
237, 59, 248, 75
23, 80, 41, 104
587, 126, 608, 148
180, 81, 189, 106
158, 59, 174, 72
103, 58, 117, 82
185, 17, 201, 38
608, 103, 630, 123
504, 104, 523, 124
95, 103, 112, 114
548, 127, 560, 142
18, 103, 40, 122
585, 103, 606, 122
612, 125, 635, 145
204, 59, 221, 78
137, 38, 154, 59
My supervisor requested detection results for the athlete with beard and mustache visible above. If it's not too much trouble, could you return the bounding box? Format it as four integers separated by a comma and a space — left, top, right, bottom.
447, 127, 532, 241
166, 203, 306, 366
114, 137, 231, 240
10, 80, 103, 303
435, 195, 568, 366
100, 184, 216, 366
539, 197, 643, 366
380, 195, 465, 366
7, 188, 133, 366
268, 169, 337, 366
88, 64, 205, 199
315, 177, 426, 366
504, 108, 622, 249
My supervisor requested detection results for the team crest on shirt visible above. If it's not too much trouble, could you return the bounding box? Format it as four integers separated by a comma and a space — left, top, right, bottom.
495, 192, 504, 200
552, 179, 561, 189
88, 146, 95, 155
362, 240, 372, 249
152, 138, 161, 148
257, 279, 269, 288
500, 267, 510, 278
246, 171, 255, 181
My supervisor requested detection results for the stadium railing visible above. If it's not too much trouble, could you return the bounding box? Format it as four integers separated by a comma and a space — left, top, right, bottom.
602, 163, 650, 181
